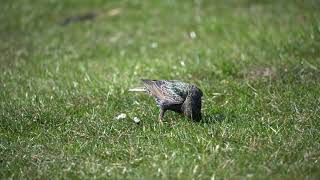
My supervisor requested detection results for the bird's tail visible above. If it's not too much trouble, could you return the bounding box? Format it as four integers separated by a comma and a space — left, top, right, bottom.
128, 87, 146, 92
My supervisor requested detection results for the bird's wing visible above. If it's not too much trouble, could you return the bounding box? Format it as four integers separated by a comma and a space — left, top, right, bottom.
141, 79, 187, 105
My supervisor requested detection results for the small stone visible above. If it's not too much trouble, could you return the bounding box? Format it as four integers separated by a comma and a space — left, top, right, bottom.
190, 31, 197, 39
133, 117, 140, 123
150, 42, 158, 48
115, 113, 127, 120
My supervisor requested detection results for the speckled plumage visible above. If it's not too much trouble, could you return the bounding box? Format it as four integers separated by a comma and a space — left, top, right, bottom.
130, 79, 203, 123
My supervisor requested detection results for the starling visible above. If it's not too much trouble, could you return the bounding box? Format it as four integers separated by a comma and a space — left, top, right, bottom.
129, 79, 203, 123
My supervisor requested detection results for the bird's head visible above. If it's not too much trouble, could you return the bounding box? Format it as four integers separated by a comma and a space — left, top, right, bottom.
183, 85, 203, 121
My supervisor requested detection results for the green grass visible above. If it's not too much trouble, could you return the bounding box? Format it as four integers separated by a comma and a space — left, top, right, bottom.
1, 0, 320, 179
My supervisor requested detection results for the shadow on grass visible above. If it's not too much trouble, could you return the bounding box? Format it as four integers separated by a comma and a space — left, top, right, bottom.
59, 12, 97, 26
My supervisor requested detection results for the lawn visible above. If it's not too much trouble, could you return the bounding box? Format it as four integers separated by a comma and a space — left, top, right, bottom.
1, 0, 320, 179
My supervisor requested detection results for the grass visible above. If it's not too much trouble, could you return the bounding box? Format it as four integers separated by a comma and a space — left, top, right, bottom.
1, 0, 320, 179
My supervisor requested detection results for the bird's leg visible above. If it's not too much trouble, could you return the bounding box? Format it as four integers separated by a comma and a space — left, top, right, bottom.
158, 108, 166, 124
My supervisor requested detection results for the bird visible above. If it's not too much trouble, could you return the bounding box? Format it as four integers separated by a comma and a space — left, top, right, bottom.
129, 79, 203, 123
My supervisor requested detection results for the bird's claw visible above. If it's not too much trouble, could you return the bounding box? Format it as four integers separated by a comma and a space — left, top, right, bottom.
158, 119, 164, 125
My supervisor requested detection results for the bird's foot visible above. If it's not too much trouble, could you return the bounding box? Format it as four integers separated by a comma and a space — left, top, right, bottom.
158, 119, 164, 125
158, 109, 165, 125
